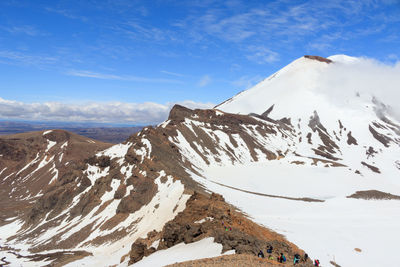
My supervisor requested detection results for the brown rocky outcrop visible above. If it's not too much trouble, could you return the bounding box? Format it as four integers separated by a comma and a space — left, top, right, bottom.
304, 55, 332, 64
129, 192, 312, 265
347, 190, 400, 200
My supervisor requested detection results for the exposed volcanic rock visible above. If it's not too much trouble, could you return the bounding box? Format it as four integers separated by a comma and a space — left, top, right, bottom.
304, 55, 332, 64
395, 160, 400, 170
129, 192, 312, 265
117, 179, 157, 213
347, 190, 400, 200
347, 131, 358, 145
249, 105, 276, 123
126, 104, 287, 192
207, 179, 324, 202
0, 140, 27, 161
366, 146, 378, 158
369, 124, 391, 147
308, 114, 339, 161
361, 161, 381, 173
168, 104, 195, 123
86, 155, 111, 167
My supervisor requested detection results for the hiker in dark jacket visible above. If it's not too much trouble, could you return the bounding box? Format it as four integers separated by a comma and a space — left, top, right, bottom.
258, 250, 264, 258
267, 245, 273, 254
294, 253, 300, 264
304, 253, 308, 262
278, 253, 286, 263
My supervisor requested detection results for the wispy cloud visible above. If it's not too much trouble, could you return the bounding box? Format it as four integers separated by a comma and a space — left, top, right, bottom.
160, 70, 184, 77
0, 50, 57, 66
66, 70, 184, 84
45, 7, 88, 21
111, 20, 177, 43
173, 0, 397, 57
0, 98, 215, 124
198, 75, 211, 87
0, 25, 41, 36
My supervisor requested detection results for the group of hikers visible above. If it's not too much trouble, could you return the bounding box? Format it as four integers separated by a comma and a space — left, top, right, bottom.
257, 245, 320, 266
221, 221, 232, 232
221, 221, 320, 265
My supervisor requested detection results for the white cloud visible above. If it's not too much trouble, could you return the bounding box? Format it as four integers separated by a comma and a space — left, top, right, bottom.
198, 75, 211, 87
66, 70, 184, 84
160, 70, 184, 77
0, 98, 215, 124
0, 50, 57, 66
320, 56, 400, 120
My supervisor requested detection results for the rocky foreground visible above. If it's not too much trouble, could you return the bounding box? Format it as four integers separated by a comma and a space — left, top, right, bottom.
129, 192, 313, 266
167, 254, 312, 267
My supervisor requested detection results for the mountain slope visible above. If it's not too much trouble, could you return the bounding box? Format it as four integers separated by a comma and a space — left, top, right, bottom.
0, 130, 111, 221
1, 55, 399, 267
0, 125, 309, 266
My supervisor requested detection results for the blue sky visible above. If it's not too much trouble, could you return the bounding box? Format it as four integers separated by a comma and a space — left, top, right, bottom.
0, 0, 399, 124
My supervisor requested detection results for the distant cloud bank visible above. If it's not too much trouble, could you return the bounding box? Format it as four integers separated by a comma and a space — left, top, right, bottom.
0, 98, 214, 124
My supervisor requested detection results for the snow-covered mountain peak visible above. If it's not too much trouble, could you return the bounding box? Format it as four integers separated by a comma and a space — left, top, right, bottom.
218, 55, 362, 119
216, 55, 398, 131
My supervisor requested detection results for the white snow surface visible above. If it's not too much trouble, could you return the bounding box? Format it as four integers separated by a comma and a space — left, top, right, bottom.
97, 142, 132, 164
192, 165, 400, 267
60, 141, 68, 149
133, 237, 226, 267
45, 140, 57, 153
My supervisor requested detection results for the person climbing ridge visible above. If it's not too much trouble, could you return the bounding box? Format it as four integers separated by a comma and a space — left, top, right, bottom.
314, 259, 320, 266
278, 253, 286, 263
303, 253, 308, 262
267, 245, 273, 254
258, 250, 265, 258
294, 253, 300, 265
268, 254, 274, 261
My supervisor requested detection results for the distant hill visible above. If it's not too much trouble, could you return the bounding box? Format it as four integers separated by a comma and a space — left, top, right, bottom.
0, 121, 143, 143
